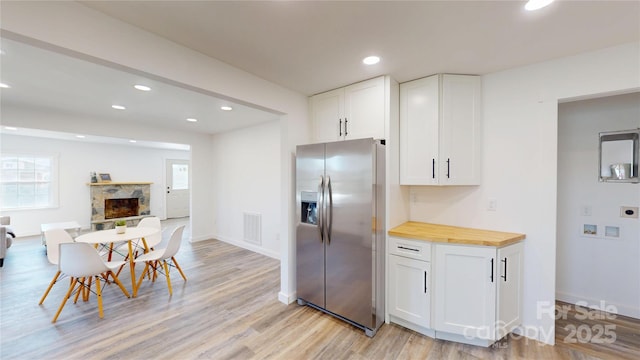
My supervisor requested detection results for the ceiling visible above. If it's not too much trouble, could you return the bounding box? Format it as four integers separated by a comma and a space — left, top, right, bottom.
1, 1, 639, 145
81, 0, 640, 95
0, 37, 280, 147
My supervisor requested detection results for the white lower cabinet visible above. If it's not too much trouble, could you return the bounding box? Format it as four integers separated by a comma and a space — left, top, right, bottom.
387, 237, 433, 335
389, 255, 431, 330
433, 242, 524, 345
387, 237, 524, 347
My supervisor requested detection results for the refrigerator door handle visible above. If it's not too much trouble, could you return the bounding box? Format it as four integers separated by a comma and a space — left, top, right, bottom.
326, 175, 333, 244
318, 176, 324, 242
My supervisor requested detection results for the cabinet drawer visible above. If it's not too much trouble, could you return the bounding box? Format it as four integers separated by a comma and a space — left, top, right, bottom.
389, 237, 431, 261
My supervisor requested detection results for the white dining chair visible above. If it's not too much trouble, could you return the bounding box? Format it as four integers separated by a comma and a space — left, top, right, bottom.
39, 229, 75, 305
113, 216, 163, 279
52, 242, 130, 323
133, 225, 186, 297
136, 216, 162, 249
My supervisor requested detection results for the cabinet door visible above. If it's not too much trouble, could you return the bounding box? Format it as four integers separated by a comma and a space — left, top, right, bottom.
311, 88, 343, 143
344, 76, 385, 140
496, 242, 524, 340
439, 74, 482, 185
389, 255, 430, 328
434, 244, 496, 339
400, 75, 439, 185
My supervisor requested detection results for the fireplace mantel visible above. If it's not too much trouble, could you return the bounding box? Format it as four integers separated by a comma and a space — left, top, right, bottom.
87, 182, 153, 186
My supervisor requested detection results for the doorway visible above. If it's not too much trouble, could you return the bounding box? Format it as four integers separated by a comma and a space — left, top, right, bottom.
166, 159, 190, 219
556, 92, 640, 319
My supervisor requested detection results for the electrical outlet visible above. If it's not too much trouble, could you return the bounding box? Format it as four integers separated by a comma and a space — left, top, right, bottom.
488, 198, 497, 211
620, 206, 639, 219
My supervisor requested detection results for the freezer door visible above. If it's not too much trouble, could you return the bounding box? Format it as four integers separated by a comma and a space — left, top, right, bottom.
324, 138, 376, 328
296, 143, 326, 308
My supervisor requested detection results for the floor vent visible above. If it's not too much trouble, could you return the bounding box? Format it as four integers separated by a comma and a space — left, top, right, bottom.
243, 212, 262, 245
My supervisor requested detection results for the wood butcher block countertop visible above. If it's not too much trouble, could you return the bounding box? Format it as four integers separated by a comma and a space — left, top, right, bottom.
388, 221, 525, 247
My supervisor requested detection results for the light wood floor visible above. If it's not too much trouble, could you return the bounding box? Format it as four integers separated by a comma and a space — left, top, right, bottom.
1, 228, 638, 359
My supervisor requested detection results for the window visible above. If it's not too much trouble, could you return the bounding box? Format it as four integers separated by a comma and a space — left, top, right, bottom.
0, 153, 58, 210
171, 163, 189, 190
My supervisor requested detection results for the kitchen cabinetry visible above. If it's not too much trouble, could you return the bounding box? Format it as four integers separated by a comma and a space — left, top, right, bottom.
388, 237, 433, 335
433, 242, 523, 344
400, 74, 481, 185
387, 221, 525, 347
311, 76, 386, 143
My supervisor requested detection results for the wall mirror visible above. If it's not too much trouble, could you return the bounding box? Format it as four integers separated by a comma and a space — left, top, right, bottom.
599, 129, 639, 183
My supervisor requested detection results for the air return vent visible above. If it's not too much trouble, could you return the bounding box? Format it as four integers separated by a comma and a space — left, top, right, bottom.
243, 212, 262, 245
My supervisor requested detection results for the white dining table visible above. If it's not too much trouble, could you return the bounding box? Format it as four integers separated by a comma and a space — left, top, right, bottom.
75, 226, 160, 296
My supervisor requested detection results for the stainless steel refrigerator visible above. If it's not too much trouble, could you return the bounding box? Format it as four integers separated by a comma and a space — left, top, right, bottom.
296, 137, 385, 337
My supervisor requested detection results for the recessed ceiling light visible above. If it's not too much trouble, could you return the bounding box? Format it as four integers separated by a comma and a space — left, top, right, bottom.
0, 83, 10, 88
186, 118, 198, 122
76, 135, 86, 139
362, 56, 380, 65
4, 126, 17, 130
134, 84, 151, 91
525, 0, 554, 11
129, 139, 137, 143
220, 106, 233, 111
112, 105, 126, 110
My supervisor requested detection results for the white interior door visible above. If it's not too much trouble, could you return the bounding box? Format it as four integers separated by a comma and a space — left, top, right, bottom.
166, 159, 190, 218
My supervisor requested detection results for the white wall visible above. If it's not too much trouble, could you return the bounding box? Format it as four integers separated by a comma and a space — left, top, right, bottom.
211, 121, 281, 258
409, 42, 640, 344
1, 1, 309, 304
0, 132, 190, 236
557, 93, 640, 318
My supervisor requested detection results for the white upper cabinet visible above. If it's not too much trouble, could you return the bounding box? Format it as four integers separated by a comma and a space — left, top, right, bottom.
400, 74, 481, 185
311, 76, 386, 143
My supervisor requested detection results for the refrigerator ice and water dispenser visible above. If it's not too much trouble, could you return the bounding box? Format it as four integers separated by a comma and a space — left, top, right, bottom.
300, 191, 318, 225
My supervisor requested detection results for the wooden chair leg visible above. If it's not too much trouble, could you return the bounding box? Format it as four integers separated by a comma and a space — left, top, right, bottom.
39, 271, 61, 305
95, 276, 103, 319
109, 271, 130, 298
52, 278, 78, 323
73, 277, 85, 304
172, 257, 187, 281
163, 260, 172, 296
107, 243, 114, 262
134, 262, 151, 298
83, 277, 93, 302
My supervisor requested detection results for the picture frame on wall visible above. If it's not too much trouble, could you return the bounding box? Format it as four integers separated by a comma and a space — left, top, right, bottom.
98, 173, 112, 183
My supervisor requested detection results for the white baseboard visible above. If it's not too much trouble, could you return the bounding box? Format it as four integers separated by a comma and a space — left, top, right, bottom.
556, 291, 640, 319
190, 233, 214, 242
278, 291, 297, 305
214, 234, 280, 259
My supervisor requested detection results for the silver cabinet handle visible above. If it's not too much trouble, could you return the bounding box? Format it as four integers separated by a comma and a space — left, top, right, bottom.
339, 119, 342, 137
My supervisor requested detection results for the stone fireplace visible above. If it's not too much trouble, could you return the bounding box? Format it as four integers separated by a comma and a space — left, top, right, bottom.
89, 182, 152, 230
